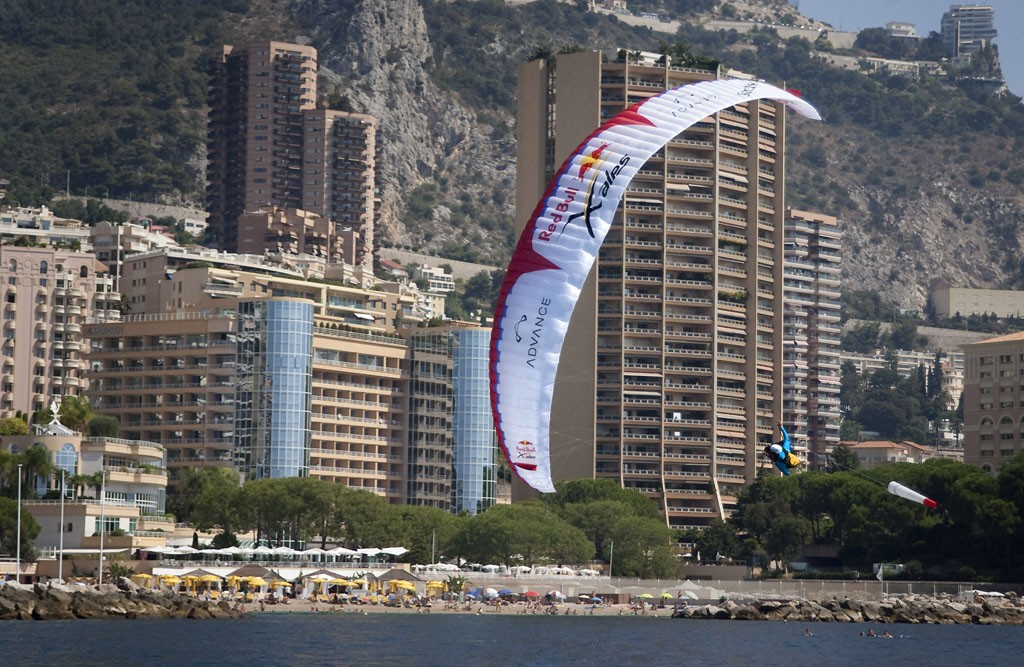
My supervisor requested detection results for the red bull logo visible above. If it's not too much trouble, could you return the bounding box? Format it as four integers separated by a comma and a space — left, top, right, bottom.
577, 142, 610, 181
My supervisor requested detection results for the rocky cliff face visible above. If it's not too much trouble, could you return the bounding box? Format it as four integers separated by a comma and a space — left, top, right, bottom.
788, 121, 1024, 308
292, 0, 515, 256
282, 0, 1024, 311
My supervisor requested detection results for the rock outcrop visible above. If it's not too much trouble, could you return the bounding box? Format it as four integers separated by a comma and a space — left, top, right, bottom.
0, 582, 242, 621
673, 592, 1024, 625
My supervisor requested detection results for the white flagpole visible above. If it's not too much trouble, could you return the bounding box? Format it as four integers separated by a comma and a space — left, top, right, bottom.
98, 471, 105, 586
59, 470, 66, 582
16, 463, 23, 584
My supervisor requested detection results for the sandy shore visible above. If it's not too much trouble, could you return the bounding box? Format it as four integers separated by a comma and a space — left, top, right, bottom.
252, 598, 675, 617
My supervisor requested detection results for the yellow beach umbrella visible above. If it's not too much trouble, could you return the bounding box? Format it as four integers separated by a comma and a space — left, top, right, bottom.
270, 580, 291, 588
328, 578, 351, 585
246, 577, 267, 587
393, 580, 416, 591
199, 574, 222, 583
349, 578, 367, 586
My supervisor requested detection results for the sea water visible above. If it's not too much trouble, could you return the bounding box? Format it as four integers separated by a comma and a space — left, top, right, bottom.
2, 614, 1023, 666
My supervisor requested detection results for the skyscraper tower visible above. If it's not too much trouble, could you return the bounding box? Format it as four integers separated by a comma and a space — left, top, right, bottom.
206, 42, 378, 265
207, 41, 318, 252
781, 209, 842, 467
516, 50, 792, 529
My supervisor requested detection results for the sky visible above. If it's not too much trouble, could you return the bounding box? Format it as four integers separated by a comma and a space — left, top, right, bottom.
789, 0, 1023, 97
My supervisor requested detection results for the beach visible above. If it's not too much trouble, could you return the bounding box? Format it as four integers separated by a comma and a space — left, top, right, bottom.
252, 596, 674, 618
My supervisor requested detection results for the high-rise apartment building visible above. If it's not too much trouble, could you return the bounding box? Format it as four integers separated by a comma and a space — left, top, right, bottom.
302, 110, 377, 268
941, 4, 997, 58
781, 209, 842, 466
207, 41, 318, 252
517, 50, 794, 529
206, 42, 377, 266
1, 245, 120, 417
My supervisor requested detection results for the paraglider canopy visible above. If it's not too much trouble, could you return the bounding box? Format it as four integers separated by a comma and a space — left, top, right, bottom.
489, 78, 821, 493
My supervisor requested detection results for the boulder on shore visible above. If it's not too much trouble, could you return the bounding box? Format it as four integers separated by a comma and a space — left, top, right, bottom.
671, 592, 1024, 625
1, 582, 243, 621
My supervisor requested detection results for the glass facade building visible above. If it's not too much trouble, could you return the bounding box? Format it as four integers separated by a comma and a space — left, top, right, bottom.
235, 299, 314, 479
451, 328, 497, 514
407, 332, 454, 508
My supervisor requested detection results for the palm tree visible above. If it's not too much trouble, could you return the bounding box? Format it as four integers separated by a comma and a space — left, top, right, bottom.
83, 471, 105, 500
0, 449, 16, 497
19, 445, 53, 499
445, 575, 468, 599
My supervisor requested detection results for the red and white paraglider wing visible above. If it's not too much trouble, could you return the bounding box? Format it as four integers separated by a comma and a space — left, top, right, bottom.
489, 79, 821, 493
887, 481, 938, 509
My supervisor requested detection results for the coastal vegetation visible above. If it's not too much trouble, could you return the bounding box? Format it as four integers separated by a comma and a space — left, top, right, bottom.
687, 452, 1024, 583
162, 458, 1024, 583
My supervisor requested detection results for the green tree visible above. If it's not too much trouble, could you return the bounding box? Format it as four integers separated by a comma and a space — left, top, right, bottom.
841, 321, 880, 353
689, 518, 742, 560
0, 496, 41, 561
828, 442, 860, 471
58, 396, 94, 432
452, 503, 588, 567
605, 515, 677, 578
87, 415, 120, 437
0, 417, 28, 436
545, 478, 661, 519
190, 467, 244, 540
764, 514, 812, 572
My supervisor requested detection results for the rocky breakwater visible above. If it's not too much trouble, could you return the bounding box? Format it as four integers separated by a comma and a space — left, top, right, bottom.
673, 593, 1024, 625
0, 581, 243, 621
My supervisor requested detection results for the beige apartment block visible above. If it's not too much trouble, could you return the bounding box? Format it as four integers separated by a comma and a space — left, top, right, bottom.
310, 324, 409, 500
930, 283, 1024, 319
117, 248, 421, 331
1, 245, 120, 417
961, 331, 1024, 474
83, 312, 240, 486
301, 110, 377, 267
516, 50, 794, 529
236, 206, 343, 260
85, 287, 415, 501
844, 439, 936, 469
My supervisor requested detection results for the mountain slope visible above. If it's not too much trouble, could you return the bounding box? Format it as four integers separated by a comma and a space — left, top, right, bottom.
1, 0, 1022, 311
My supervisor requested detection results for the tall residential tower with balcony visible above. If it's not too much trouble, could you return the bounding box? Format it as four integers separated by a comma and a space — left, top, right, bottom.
1, 246, 120, 417
781, 209, 842, 465
206, 41, 318, 252
206, 42, 378, 266
517, 50, 793, 529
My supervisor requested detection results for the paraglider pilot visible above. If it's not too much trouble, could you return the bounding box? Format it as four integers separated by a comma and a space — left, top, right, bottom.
763, 421, 800, 475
